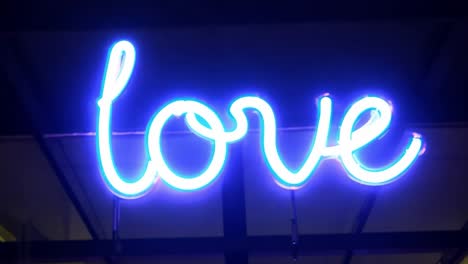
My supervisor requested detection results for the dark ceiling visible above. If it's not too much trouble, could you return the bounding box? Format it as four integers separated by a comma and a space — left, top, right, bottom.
0, 1, 467, 135
2, 1, 467, 29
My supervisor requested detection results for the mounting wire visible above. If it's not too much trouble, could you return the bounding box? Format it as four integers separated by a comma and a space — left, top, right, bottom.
112, 197, 121, 259
0, 121, 461, 141
290, 190, 299, 262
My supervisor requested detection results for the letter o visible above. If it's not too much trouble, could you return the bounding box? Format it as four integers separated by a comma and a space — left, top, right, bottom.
146, 100, 227, 190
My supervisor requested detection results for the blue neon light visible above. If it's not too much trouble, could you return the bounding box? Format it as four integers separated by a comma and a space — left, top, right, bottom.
97, 40, 425, 199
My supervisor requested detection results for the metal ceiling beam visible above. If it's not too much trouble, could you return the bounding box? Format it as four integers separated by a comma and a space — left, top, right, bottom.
1, 1, 467, 31
436, 221, 468, 264
341, 189, 379, 264
0, 231, 466, 262
222, 145, 248, 264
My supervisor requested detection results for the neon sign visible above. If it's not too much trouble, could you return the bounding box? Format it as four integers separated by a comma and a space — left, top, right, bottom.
97, 40, 425, 199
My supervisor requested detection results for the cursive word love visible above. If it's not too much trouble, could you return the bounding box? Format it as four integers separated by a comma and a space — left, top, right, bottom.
97, 40, 425, 199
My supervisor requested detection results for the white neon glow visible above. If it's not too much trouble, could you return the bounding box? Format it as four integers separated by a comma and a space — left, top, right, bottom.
96, 40, 425, 198
147, 100, 228, 191
186, 96, 332, 187
97, 40, 158, 199
338, 97, 424, 185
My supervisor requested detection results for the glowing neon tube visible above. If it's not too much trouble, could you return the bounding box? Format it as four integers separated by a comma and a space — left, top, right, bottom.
97, 41, 158, 199
96, 40, 425, 198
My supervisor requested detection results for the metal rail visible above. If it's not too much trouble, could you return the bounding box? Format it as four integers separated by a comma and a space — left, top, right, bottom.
0, 231, 466, 262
